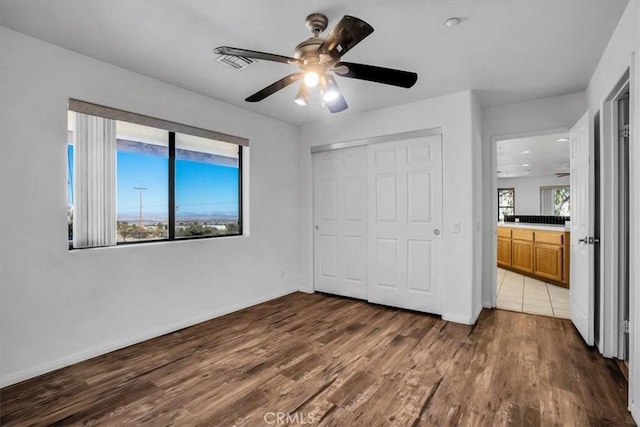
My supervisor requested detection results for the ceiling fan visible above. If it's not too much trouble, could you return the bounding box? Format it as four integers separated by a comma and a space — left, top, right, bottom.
214, 13, 418, 113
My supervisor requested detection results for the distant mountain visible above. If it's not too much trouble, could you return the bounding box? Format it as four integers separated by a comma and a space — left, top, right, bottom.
118, 211, 238, 224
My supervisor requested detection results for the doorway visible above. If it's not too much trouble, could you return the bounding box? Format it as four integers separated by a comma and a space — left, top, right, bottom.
493, 131, 572, 319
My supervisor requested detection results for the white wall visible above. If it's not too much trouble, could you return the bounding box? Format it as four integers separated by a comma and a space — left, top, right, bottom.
583, 0, 639, 421
0, 27, 301, 386
298, 91, 482, 324
481, 92, 586, 307
497, 175, 570, 216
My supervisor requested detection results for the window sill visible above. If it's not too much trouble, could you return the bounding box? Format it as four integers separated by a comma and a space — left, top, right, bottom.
68, 233, 247, 251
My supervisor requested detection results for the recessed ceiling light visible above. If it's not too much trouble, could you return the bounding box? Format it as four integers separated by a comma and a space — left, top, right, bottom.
445, 17, 460, 27
557, 137, 569, 142
522, 163, 530, 167
522, 150, 530, 154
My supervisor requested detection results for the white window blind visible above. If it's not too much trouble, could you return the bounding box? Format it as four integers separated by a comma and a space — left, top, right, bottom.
73, 113, 117, 248
540, 187, 554, 215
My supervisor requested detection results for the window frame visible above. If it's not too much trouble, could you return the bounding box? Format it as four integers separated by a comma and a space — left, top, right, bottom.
68, 99, 247, 248
497, 187, 515, 221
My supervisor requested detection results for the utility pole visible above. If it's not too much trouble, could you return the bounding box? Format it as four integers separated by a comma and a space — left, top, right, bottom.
134, 187, 147, 238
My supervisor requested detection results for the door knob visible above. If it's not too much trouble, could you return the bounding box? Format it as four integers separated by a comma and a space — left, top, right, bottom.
434, 229, 440, 236
578, 236, 588, 244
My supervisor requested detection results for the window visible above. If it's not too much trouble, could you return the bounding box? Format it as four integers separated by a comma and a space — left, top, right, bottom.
540, 186, 570, 216
175, 133, 240, 238
67, 100, 247, 249
498, 188, 515, 221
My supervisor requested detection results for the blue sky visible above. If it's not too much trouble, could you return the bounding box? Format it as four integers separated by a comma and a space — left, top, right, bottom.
68, 147, 239, 218
117, 151, 169, 215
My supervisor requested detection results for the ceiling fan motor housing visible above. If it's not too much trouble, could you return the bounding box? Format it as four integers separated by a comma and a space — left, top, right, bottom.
305, 13, 328, 34
294, 37, 324, 63
296, 14, 330, 64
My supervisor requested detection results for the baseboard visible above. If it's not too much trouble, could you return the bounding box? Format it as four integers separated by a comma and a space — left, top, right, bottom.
297, 287, 314, 294
442, 312, 476, 325
472, 303, 483, 324
0, 289, 295, 388
631, 400, 639, 426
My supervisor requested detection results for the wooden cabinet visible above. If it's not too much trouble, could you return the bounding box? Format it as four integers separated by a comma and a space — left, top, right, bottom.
534, 243, 563, 282
512, 240, 534, 274
497, 225, 570, 287
497, 238, 511, 268
497, 227, 511, 268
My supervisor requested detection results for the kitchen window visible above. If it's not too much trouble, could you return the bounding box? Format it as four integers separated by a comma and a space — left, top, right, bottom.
498, 187, 515, 221
540, 185, 570, 216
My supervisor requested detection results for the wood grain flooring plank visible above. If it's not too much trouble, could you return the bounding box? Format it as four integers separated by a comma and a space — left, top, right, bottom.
0, 293, 634, 426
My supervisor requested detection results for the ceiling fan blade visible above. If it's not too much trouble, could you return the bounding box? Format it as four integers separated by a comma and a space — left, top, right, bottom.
214, 46, 302, 66
245, 73, 304, 102
318, 16, 374, 59
334, 62, 418, 88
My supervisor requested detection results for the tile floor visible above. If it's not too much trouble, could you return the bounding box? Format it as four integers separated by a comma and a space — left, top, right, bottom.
496, 267, 570, 319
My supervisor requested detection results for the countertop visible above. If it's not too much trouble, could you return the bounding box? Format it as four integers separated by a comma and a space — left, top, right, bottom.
498, 222, 570, 232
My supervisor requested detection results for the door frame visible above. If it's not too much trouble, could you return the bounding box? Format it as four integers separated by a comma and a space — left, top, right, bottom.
599, 69, 630, 358
310, 127, 443, 154
490, 127, 570, 308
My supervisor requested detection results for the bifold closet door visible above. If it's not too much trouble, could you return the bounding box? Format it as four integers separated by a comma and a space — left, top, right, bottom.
313, 146, 367, 300
367, 135, 443, 314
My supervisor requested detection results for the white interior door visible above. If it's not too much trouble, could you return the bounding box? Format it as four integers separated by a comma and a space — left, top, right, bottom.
367, 135, 443, 314
313, 146, 367, 299
570, 112, 595, 345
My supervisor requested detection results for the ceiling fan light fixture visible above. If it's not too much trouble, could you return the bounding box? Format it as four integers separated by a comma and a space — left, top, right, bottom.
323, 90, 340, 103
445, 17, 460, 28
304, 70, 320, 87
294, 83, 309, 106
320, 74, 341, 103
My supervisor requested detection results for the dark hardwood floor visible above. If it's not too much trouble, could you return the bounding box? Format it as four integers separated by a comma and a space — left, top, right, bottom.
0, 292, 634, 426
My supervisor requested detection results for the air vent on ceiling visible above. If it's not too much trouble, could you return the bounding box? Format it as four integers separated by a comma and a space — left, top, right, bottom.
216, 54, 256, 70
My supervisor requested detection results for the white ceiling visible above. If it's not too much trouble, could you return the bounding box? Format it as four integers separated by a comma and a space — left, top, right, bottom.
0, 0, 629, 125
497, 132, 570, 178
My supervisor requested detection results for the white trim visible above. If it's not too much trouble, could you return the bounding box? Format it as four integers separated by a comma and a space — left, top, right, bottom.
599, 69, 631, 358
310, 127, 443, 153
0, 289, 295, 388
488, 127, 570, 308
629, 50, 639, 423
443, 308, 482, 325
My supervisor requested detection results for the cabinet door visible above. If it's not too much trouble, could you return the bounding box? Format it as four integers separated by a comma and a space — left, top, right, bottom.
534, 243, 563, 282
497, 237, 511, 268
512, 240, 534, 273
